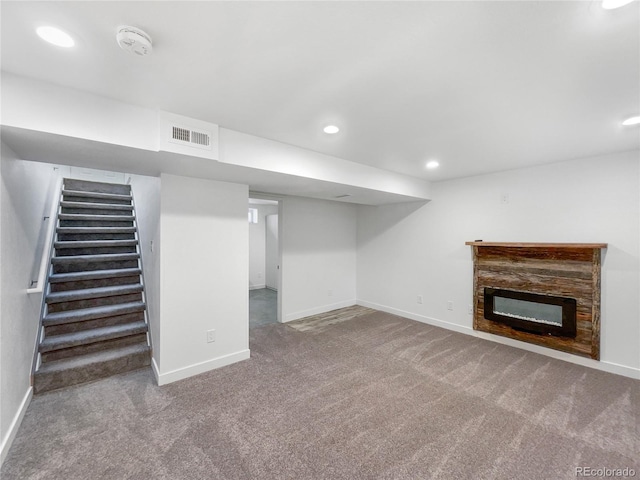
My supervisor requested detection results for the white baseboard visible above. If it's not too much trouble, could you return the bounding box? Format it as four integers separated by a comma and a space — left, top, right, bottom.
249, 284, 266, 291
151, 356, 161, 385
356, 299, 473, 336
156, 349, 251, 386
1, 387, 32, 465
284, 299, 356, 323
473, 331, 640, 380
357, 299, 640, 380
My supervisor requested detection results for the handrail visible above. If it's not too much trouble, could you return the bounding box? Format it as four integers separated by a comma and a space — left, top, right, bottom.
129, 180, 154, 356
26, 175, 62, 295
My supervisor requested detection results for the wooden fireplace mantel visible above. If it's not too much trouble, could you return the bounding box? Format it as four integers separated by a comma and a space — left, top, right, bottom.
467, 241, 605, 360
465, 241, 607, 249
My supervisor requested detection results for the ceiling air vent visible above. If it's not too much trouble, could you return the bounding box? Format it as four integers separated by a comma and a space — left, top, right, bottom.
170, 125, 211, 150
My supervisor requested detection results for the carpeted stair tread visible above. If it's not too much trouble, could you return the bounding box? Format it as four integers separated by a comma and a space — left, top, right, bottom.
57, 226, 136, 234
59, 213, 135, 222
33, 343, 150, 394
43, 301, 146, 326
37, 343, 149, 374
39, 321, 147, 353
60, 201, 133, 211
46, 284, 143, 304
63, 179, 131, 195
62, 189, 132, 201
51, 253, 139, 264
55, 239, 138, 249
49, 267, 141, 283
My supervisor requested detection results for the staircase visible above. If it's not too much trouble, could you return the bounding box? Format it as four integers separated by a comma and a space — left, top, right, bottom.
33, 178, 151, 394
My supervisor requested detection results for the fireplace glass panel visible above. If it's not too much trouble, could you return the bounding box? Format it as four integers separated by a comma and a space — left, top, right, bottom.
483, 288, 577, 338
493, 297, 562, 326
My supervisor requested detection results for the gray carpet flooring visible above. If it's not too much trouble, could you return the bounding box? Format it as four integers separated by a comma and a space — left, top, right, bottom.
2, 310, 638, 479
249, 288, 277, 327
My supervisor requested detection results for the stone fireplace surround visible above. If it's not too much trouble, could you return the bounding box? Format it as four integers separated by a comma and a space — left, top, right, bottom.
466, 242, 607, 360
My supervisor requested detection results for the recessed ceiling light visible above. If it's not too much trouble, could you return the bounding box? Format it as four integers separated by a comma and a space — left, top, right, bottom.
426, 160, 440, 169
36, 26, 75, 48
622, 115, 640, 126
323, 125, 340, 134
602, 0, 636, 9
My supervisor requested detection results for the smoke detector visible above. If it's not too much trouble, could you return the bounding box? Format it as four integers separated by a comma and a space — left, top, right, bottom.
116, 26, 152, 56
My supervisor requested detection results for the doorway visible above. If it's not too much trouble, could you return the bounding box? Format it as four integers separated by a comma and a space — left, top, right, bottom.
248, 197, 280, 328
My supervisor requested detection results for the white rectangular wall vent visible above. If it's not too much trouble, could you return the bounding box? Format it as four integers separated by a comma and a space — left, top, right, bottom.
159, 111, 219, 160
169, 125, 212, 150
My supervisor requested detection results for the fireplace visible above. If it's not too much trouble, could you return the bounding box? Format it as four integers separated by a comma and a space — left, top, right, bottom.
484, 288, 576, 338
466, 242, 606, 359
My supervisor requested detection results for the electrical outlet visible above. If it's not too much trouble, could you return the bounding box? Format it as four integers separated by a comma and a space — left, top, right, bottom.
150, 240, 154, 253
447, 301, 454, 311
417, 295, 423, 304
328, 289, 333, 297
258, 272, 262, 279
206, 329, 216, 343
468, 304, 473, 315
501, 193, 510, 204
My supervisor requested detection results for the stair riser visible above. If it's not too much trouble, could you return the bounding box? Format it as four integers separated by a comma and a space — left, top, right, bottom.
57, 232, 135, 241
50, 275, 142, 293
61, 207, 133, 216
63, 194, 132, 206
53, 259, 139, 274
64, 179, 131, 196
59, 219, 134, 228
33, 348, 150, 394
47, 293, 143, 313
45, 311, 145, 336
41, 333, 147, 363
55, 246, 138, 256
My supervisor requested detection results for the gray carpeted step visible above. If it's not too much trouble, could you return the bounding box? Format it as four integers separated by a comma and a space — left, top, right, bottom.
51, 253, 139, 265
59, 213, 135, 222
49, 268, 142, 283
56, 226, 136, 242
33, 343, 150, 394
46, 284, 143, 304
45, 311, 145, 336
62, 189, 132, 202
43, 301, 146, 326
39, 321, 148, 353
55, 239, 138, 249
60, 201, 133, 211
57, 226, 136, 234
64, 179, 131, 196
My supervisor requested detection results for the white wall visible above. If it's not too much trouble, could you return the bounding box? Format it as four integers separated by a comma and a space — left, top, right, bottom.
249, 204, 278, 290
265, 214, 279, 291
2, 73, 158, 152
158, 174, 249, 384
281, 196, 358, 322
0, 150, 61, 462
220, 128, 431, 200
126, 174, 162, 372
357, 151, 640, 378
